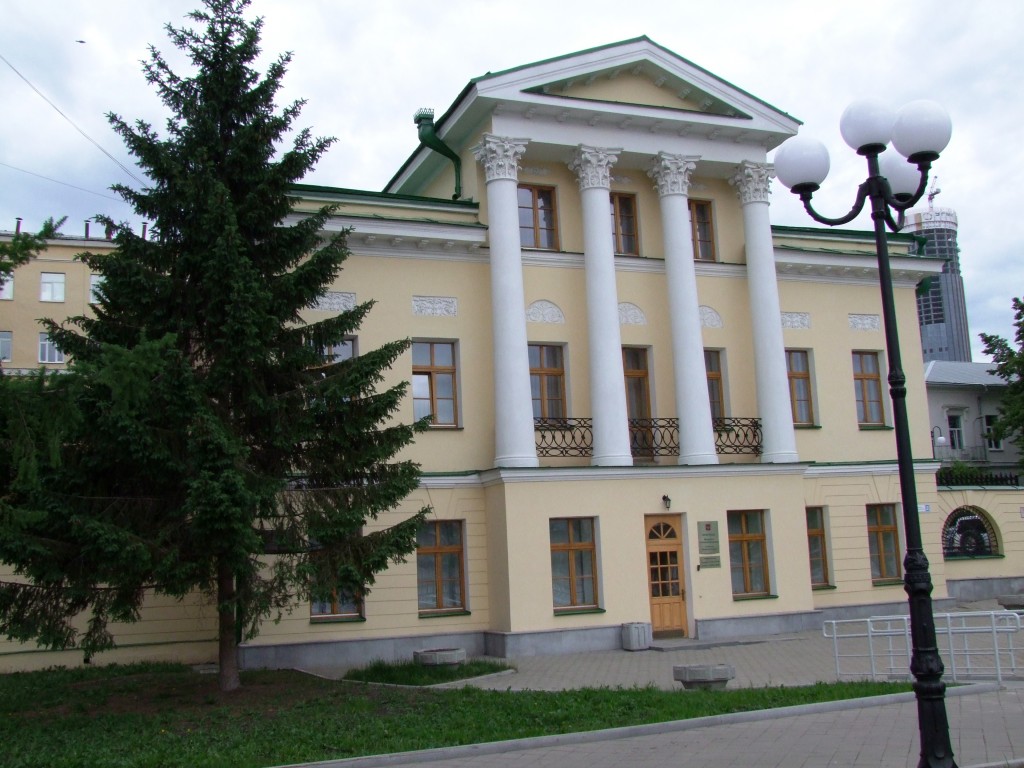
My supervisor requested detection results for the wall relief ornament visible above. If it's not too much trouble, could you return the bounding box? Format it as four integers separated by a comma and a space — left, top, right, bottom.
569, 145, 622, 191
849, 313, 881, 331
526, 300, 566, 324
619, 302, 647, 326
314, 291, 356, 312
647, 152, 700, 197
412, 296, 458, 318
700, 305, 723, 328
472, 134, 529, 182
729, 161, 774, 204
781, 312, 811, 329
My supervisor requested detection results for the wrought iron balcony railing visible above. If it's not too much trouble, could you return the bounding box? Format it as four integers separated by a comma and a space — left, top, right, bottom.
534, 416, 762, 458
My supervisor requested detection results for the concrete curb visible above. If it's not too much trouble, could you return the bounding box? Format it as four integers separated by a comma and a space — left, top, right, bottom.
273, 683, 1002, 768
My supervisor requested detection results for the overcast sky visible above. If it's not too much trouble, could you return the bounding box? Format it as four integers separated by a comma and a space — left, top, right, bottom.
2, 0, 1020, 359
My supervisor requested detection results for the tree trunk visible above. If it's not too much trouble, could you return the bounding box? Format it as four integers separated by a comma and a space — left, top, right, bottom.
217, 558, 241, 692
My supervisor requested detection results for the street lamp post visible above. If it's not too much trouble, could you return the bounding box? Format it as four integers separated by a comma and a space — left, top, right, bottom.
774, 98, 955, 768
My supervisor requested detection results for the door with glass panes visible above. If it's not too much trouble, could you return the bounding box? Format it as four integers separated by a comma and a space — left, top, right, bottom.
646, 515, 687, 635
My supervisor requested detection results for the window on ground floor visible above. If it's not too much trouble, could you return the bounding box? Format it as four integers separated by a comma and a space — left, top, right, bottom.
417, 520, 466, 613
550, 517, 598, 610
728, 510, 769, 596
805, 507, 830, 587
866, 503, 901, 582
942, 506, 999, 559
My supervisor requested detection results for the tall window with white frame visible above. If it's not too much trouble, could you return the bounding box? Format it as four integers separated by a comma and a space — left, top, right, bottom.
412, 341, 457, 426
528, 343, 566, 420
549, 518, 598, 610
866, 504, 901, 583
38, 334, 64, 364
689, 200, 716, 262
0, 276, 13, 300
805, 507, 830, 587
705, 350, 725, 420
0, 331, 11, 363
39, 272, 65, 302
518, 185, 558, 250
984, 414, 1003, 451
610, 192, 639, 255
786, 350, 815, 426
852, 351, 884, 425
89, 274, 104, 304
728, 510, 769, 597
417, 520, 465, 615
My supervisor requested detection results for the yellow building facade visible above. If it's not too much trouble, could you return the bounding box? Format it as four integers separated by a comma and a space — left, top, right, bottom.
1, 37, 1021, 671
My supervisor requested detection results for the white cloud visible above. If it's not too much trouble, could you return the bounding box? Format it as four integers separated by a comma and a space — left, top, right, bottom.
1, 0, 1020, 355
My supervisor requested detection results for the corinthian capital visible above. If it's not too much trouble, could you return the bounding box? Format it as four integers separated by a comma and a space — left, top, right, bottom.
472, 134, 529, 182
647, 152, 700, 197
729, 161, 774, 204
568, 145, 621, 191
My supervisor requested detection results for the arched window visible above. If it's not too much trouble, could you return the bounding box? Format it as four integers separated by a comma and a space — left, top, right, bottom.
942, 506, 999, 558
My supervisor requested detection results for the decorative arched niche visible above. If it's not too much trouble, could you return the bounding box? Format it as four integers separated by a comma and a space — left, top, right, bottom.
941, 506, 1000, 559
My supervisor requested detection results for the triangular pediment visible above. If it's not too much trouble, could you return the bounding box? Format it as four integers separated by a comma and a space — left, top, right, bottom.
386, 37, 800, 196
470, 37, 795, 130
523, 63, 752, 119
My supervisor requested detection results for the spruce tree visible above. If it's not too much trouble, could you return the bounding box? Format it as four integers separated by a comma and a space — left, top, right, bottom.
981, 297, 1024, 468
0, 0, 427, 692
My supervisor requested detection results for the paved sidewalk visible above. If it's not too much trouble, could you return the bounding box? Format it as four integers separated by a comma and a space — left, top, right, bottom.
295, 626, 1024, 768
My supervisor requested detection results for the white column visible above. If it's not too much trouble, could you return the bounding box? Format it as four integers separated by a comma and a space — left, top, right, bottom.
472, 134, 539, 468
729, 161, 799, 463
569, 145, 633, 466
647, 153, 718, 465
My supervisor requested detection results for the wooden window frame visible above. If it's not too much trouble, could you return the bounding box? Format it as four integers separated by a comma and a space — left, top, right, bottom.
529, 343, 566, 420
412, 341, 458, 427
610, 192, 639, 255
728, 510, 770, 597
309, 548, 363, 620
705, 349, 725, 420
417, 520, 466, 614
805, 507, 830, 587
689, 199, 716, 262
550, 517, 599, 610
852, 351, 884, 426
518, 184, 559, 250
786, 349, 815, 425
867, 503, 902, 582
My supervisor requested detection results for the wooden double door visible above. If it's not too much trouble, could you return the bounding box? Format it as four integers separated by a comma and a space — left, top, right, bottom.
646, 515, 687, 636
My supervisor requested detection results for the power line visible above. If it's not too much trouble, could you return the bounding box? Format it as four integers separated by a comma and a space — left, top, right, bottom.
0, 51, 147, 187
0, 161, 122, 202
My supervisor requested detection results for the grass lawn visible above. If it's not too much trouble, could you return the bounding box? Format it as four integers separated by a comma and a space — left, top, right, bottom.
0, 662, 910, 768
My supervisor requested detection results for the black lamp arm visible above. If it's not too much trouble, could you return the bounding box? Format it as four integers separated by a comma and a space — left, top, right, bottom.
796, 182, 870, 227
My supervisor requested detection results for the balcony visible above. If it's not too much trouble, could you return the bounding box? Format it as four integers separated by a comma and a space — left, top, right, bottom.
933, 445, 989, 464
534, 417, 763, 459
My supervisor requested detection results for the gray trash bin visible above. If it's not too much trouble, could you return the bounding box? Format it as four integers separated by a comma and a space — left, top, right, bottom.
621, 621, 653, 651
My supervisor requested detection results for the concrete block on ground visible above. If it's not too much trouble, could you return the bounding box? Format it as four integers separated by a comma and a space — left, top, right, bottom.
673, 663, 736, 690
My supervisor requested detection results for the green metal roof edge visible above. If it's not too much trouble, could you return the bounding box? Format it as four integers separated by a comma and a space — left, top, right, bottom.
290, 183, 478, 209
771, 224, 918, 243
385, 35, 800, 193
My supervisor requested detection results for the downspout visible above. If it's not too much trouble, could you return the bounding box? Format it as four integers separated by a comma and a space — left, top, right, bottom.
414, 108, 462, 200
